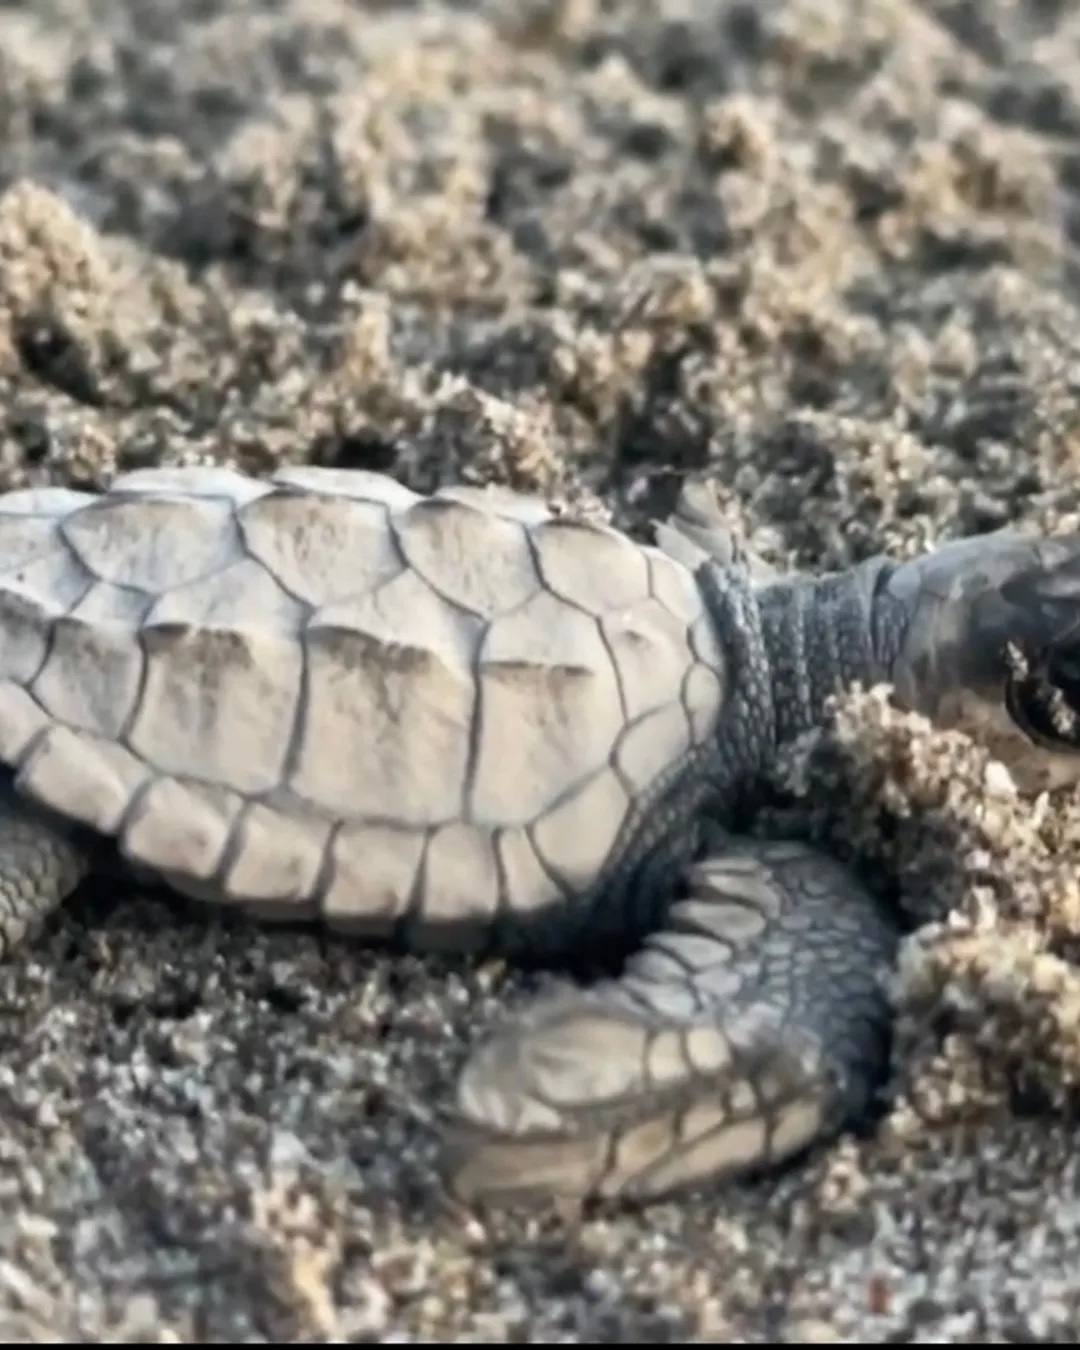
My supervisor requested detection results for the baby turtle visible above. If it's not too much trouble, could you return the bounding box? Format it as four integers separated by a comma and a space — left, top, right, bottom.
0, 463, 1075, 1206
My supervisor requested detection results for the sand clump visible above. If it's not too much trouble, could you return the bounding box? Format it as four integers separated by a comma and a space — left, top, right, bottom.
2, 0, 1080, 1339
768, 686, 1080, 1130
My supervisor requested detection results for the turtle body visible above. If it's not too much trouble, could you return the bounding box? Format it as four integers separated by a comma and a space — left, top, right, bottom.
0, 462, 1076, 1207
0, 465, 734, 950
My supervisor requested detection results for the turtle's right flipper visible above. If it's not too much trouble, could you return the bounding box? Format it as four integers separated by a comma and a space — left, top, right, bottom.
442, 841, 899, 1207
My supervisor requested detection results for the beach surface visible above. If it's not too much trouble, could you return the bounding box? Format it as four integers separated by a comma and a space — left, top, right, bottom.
1, 0, 1080, 1338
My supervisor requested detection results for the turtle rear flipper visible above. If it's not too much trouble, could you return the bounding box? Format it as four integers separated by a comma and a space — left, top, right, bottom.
443, 840, 898, 1206
0, 785, 90, 958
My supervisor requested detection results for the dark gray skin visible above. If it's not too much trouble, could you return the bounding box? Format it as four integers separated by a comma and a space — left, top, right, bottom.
0, 470, 1077, 1211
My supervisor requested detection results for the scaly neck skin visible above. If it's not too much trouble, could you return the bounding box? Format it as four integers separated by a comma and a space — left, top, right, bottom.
754, 557, 902, 748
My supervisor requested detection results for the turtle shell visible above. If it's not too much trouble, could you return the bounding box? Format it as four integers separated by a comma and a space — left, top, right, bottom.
0, 466, 725, 949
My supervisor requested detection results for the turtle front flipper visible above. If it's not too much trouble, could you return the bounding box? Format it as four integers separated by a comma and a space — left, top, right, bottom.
654, 478, 779, 583
442, 840, 898, 1207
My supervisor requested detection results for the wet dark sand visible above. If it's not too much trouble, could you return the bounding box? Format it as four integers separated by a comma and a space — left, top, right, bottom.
2, 0, 1080, 1338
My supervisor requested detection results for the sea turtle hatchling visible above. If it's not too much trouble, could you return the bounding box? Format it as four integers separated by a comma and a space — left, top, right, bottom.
0, 463, 1076, 1207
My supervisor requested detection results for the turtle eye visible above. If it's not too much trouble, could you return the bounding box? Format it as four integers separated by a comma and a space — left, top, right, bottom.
1004, 642, 1080, 754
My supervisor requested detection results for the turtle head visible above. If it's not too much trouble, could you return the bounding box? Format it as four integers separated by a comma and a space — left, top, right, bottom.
878, 530, 1080, 795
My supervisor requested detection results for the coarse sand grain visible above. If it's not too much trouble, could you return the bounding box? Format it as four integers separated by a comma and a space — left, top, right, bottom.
2, 0, 1080, 1339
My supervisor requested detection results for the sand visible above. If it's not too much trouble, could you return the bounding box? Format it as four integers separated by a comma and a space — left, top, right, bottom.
1, 0, 1080, 1338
